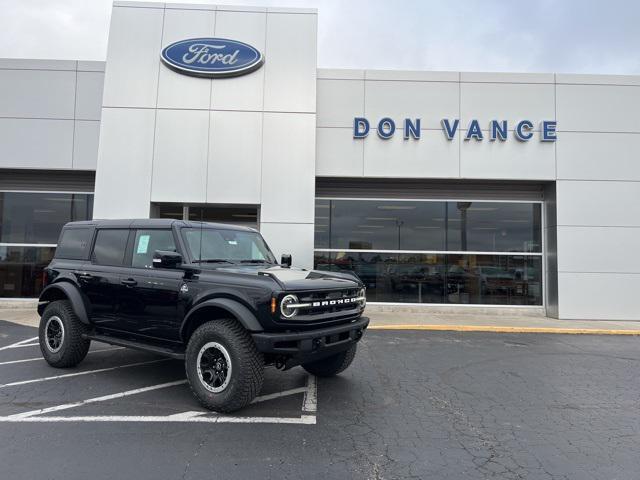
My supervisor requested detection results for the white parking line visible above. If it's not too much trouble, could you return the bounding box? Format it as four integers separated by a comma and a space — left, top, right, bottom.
143, 384, 313, 420
0, 374, 318, 425
0, 358, 169, 389
302, 374, 317, 413
0, 357, 44, 366
1, 414, 317, 424
8, 379, 188, 419
0, 337, 38, 352
251, 386, 308, 404
0, 347, 126, 366
166, 411, 208, 420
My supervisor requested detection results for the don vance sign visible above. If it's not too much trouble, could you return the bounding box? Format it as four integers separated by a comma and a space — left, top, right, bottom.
353, 117, 557, 142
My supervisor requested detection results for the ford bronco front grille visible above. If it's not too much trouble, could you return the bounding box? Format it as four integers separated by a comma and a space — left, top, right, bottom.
289, 288, 364, 318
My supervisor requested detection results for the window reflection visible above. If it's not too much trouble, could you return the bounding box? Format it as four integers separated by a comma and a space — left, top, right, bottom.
156, 204, 184, 220
314, 199, 330, 249
446, 202, 541, 252
0, 192, 94, 244
315, 251, 398, 302
0, 246, 55, 297
325, 200, 448, 251
188, 206, 258, 229
152, 204, 259, 229
314, 252, 542, 306
331, 200, 402, 250
445, 254, 541, 305
0, 191, 94, 298
314, 199, 541, 253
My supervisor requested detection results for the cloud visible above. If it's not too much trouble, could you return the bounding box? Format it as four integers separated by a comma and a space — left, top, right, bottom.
0, 0, 638, 74
0, 0, 112, 60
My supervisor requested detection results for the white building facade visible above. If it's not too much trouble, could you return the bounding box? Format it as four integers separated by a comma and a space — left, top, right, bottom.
2, 1, 640, 321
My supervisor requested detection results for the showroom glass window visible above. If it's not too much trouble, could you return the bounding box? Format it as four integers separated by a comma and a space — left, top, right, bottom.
0, 192, 94, 297
152, 203, 259, 229
314, 199, 543, 306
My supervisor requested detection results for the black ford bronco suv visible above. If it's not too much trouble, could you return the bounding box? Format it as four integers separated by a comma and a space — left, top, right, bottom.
37, 219, 368, 412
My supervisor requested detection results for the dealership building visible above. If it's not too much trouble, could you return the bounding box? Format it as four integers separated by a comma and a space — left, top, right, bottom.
1, 1, 640, 320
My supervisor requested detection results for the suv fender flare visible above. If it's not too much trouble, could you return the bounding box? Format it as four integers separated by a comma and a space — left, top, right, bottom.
38, 282, 90, 325
181, 298, 263, 340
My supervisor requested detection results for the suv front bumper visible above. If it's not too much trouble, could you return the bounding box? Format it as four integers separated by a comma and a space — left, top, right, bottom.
251, 316, 369, 366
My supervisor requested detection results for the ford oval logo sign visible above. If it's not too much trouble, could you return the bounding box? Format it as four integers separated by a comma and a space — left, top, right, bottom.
160, 38, 264, 78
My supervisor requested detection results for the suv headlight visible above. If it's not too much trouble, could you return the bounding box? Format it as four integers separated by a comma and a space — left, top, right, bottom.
280, 294, 299, 318
358, 288, 366, 308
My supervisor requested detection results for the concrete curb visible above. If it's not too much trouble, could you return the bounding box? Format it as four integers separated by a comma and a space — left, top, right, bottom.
0, 300, 38, 309
368, 324, 640, 335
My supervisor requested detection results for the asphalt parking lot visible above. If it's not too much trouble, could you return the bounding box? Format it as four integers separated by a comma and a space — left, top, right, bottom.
1, 320, 639, 480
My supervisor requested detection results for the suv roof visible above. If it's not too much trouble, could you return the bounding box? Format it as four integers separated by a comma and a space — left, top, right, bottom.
64, 219, 256, 231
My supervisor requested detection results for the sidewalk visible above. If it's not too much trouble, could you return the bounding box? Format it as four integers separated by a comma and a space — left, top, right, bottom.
365, 305, 640, 335
2, 305, 640, 335
0, 308, 39, 328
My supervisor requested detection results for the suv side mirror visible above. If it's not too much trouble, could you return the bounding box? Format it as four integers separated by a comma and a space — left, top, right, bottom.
280, 254, 292, 268
153, 250, 182, 269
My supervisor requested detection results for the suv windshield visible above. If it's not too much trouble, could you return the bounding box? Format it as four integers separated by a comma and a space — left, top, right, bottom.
182, 228, 276, 264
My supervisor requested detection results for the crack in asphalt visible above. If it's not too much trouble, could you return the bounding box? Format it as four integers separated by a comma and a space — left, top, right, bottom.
181, 434, 209, 480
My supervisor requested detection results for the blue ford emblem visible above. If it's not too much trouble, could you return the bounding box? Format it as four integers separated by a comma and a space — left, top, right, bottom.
160, 38, 264, 78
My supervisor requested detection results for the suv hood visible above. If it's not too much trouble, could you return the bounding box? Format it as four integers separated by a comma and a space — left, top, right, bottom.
211, 265, 362, 291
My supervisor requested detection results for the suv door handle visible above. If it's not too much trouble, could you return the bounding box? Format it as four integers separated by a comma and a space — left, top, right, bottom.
121, 278, 138, 287
74, 271, 93, 281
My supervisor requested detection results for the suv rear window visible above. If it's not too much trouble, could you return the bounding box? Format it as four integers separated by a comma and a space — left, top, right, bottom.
55, 227, 93, 260
92, 229, 129, 266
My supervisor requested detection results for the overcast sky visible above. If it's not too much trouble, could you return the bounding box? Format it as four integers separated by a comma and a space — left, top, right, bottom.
0, 0, 638, 74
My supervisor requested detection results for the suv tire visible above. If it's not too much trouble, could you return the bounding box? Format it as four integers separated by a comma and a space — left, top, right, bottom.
303, 344, 357, 377
185, 319, 264, 413
39, 300, 91, 368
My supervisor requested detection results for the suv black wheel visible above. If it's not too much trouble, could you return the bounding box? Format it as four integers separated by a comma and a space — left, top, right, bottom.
302, 344, 357, 377
185, 319, 264, 413
39, 300, 91, 368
